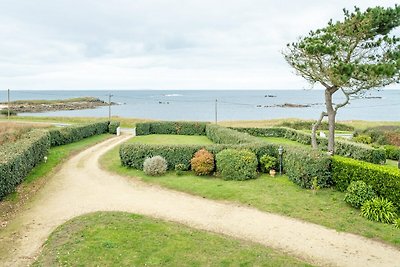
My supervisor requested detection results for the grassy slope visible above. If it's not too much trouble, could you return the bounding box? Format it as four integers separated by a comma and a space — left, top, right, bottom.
33, 212, 312, 267
100, 134, 400, 247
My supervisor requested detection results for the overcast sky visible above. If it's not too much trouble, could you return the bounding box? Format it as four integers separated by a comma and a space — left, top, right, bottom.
0, 0, 398, 90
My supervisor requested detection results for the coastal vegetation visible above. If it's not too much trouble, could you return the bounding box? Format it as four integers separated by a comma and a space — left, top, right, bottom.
0, 122, 49, 145
101, 131, 400, 246
284, 5, 400, 152
0, 97, 112, 113
0, 134, 111, 225
0, 121, 117, 200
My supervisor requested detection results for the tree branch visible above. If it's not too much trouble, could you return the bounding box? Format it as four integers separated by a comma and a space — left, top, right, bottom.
334, 89, 350, 111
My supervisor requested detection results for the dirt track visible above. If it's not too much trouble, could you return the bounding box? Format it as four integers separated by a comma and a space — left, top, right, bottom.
0, 134, 399, 267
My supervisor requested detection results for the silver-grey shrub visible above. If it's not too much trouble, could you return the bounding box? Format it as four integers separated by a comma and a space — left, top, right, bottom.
143, 156, 167, 176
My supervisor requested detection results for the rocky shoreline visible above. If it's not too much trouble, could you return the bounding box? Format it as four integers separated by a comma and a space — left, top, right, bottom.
0, 97, 114, 113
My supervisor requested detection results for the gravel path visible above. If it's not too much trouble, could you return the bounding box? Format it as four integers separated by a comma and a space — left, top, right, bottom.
0, 134, 399, 267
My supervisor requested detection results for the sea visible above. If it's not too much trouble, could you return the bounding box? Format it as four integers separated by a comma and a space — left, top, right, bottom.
1, 90, 399, 122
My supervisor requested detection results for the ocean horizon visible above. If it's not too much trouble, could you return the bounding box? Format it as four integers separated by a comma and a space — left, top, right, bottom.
1, 89, 399, 122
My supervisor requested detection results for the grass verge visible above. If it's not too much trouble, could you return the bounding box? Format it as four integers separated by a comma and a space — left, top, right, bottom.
33, 212, 312, 267
101, 145, 400, 247
0, 134, 112, 225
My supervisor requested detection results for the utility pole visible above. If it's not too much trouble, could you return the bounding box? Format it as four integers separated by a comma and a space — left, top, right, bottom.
7, 89, 10, 120
108, 93, 114, 120
215, 99, 218, 124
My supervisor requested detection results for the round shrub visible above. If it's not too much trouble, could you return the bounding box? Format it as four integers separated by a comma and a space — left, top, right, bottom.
344, 181, 375, 209
259, 155, 277, 173
216, 149, 258, 181
190, 148, 215, 176
361, 197, 397, 224
143, 156, 167, 176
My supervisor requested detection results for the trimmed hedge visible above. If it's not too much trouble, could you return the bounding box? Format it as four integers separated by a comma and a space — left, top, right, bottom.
49, 121, 109, 146
332, 156, 400, 211
0, 121, 116, 200
136, 121, 208, 136
120, 142, 280, 171
206, 124, 258, 144
284, 147, 332, 188
233, 127, 386, 164
277, 120, 354, 131
108, 121, 120, 134
0, 130, 50, 199
216, 149, 258, 180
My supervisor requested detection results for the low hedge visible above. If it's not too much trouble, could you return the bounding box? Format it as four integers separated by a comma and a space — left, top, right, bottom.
284, 147, 332, 188
332, 156, 400, 211
108, 121, 120, 134
120, 142, 281, 171
136, 121, 208, 136
0, 130, 50, 199
216, 149, 258, 180
277, 120, 354, 131
120, 140, 332, 188
206, 124, 258, 144
0, 121, 116, 200
233, 127, 386, 164
49, 121, 109, 146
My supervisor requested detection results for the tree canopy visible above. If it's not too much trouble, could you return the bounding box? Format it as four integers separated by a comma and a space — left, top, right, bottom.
284, 5, 400, 153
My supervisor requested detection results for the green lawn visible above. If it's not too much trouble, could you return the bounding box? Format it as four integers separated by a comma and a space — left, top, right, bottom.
128, 134, 213, 145
101, 145, 400, 247
33, 212, 312, 267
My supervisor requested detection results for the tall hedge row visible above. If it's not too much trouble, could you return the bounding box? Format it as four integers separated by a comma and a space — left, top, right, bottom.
49, 121, 109, 146
0, 130, 50, 199
284, 148, 332, 188
233, 127, 386, 164
136, 121, 208, 136
0, 121, 118, 200
332, 156, 400, 211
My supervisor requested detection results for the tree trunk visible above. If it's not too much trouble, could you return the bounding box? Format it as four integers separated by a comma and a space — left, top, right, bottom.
311, 111, 327, 149
325, 90, 336, 155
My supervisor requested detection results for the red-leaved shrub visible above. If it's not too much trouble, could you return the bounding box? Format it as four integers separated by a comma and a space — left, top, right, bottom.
190, 148, 214, 176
